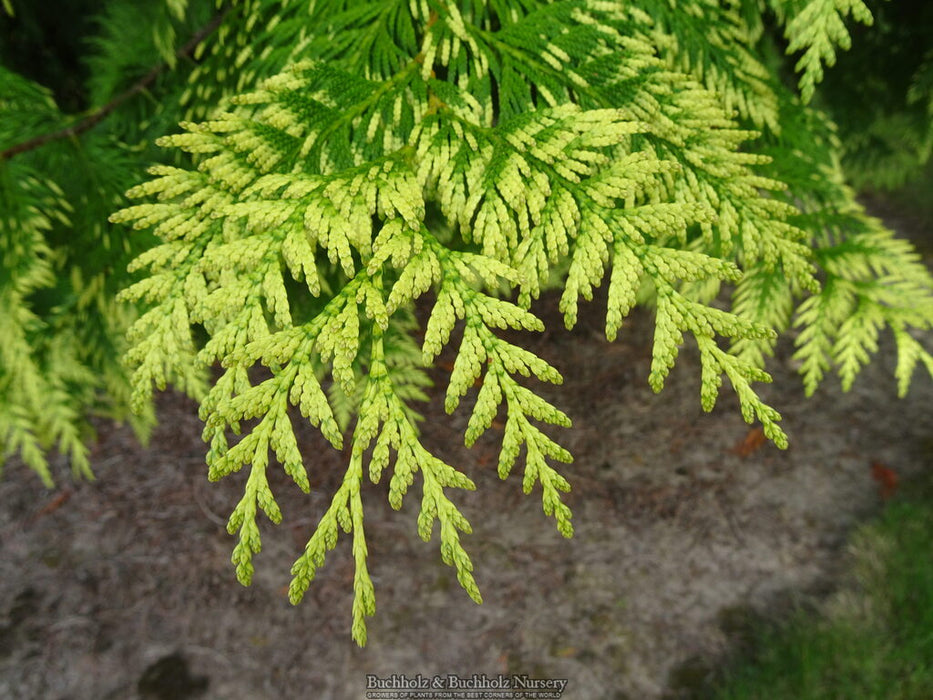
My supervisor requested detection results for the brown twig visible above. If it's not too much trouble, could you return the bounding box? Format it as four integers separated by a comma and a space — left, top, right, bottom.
0, 9, 229, 161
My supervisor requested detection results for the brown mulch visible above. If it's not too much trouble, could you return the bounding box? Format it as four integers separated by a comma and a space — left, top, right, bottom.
2, 242, 933, 699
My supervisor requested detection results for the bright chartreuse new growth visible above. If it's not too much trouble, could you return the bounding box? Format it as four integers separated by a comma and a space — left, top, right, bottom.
2, 0, 931, 646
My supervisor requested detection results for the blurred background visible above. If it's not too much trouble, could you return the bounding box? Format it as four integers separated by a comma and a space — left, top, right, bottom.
1, 1, 932, 698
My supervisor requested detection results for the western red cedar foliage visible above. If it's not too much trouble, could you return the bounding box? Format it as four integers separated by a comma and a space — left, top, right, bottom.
2, 0, 931, 644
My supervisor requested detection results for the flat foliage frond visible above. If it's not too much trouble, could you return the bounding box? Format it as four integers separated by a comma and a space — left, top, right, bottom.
2, 0, 931, 644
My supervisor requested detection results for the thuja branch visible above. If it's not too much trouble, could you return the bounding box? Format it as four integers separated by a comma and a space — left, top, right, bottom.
103, 0, 933, 645
0, 9, 228, 161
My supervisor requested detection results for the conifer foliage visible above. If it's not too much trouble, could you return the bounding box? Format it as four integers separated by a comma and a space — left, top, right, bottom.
3, 0, 933, 644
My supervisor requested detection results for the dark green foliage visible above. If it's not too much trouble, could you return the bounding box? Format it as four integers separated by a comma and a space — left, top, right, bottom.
2, 0, 932, 643
815, 1, 933, 191
0, 0, 214, 483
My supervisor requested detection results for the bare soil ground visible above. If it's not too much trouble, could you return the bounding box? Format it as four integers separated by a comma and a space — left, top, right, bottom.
2, 214, 932, 700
